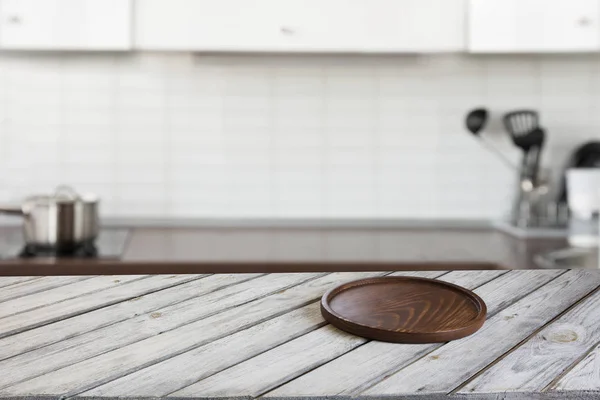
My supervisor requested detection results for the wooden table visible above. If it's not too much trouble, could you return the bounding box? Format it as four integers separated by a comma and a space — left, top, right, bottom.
0, 270, 598, 399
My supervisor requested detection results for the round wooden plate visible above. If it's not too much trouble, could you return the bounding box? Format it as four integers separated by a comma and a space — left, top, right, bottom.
321, 276, 487, 343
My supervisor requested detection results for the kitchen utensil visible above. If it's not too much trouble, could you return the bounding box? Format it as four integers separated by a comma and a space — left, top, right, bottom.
526, 128, 546, 185
503, 110, 545, 185
503, 110, 539, 146
465, 108, 517, 170
503, 110, 547, 228
465, 108, 488, 135
503, 110, 544, 179
0, 186, 100, 250
321, 276, 487, 344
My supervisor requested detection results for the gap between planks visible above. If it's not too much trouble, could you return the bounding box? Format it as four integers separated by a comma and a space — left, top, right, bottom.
0, 273, 321, 384
253, 271, 456, 398
0, 277, 42, 290
1, 273, 341, 397
542, 332, 600, 390
51, 272, 395, 398
0, 274, 207, 340
451, 283, 600, 395
262, 270, 568, 398
160, 271, 508, 398
0, 273, 221, 361
77, 271, 447, 398
351, 270, 596, 396
251, 271, 511, 399
0, 276, 99, 303
369, 270, 571, 397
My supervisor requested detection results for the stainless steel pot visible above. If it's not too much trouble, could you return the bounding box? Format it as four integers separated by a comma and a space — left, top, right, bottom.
0, 186, 100, 249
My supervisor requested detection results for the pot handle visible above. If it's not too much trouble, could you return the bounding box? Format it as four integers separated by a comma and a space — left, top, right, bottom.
0, 205, 23, 215
54, 185, 79, 200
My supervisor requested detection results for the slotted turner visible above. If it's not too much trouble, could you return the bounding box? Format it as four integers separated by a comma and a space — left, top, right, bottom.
503, 110, 540, 150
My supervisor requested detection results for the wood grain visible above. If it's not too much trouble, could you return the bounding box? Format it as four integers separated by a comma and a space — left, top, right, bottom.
0, 273, 321, 390
322, 277, 486, 343
83, 303, 327, 397
460, 287, 600, 393
0, 272, 387, 396
174, 324, 365, 398
264, 270, 559, 398
174, 272, 505, 398
551, 342, 600, 391
0, 270, 596, 400
0, 277, 41, 289
85, 272, 446, 397
0, 275, 145, 320
362, 270, 600, 396
0, 274, 204, 339
0, 274, 254, 361
0, 276, 94, 302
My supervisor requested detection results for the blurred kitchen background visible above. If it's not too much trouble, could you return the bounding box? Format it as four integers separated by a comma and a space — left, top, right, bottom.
0, 0, 598, 224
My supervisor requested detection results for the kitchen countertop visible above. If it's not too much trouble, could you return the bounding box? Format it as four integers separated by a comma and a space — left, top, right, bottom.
0, 226, 572, 275
0, 270, 598, 399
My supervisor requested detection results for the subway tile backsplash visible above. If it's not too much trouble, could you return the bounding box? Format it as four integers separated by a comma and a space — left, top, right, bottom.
0, 53, 598, 220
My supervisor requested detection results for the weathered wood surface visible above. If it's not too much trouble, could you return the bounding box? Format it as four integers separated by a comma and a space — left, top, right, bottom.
551, 343, 600, 392
0, 270, 597, 400
268, 270, 561, 398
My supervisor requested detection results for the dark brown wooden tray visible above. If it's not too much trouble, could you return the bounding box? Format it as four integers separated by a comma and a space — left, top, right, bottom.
321, 276, 487, 343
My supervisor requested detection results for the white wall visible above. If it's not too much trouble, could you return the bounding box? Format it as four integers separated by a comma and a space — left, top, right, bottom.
0, 53, 597, 220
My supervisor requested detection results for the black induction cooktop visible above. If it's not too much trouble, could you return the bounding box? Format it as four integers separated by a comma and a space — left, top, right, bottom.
0, 228, 130, 260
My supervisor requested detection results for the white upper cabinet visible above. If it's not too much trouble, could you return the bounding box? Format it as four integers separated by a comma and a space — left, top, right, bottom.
134, 0, 466, 52
0, 0, 132, 50
468, 0, 600, 52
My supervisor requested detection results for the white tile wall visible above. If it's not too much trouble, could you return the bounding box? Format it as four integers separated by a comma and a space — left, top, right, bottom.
0, 53, 598, 220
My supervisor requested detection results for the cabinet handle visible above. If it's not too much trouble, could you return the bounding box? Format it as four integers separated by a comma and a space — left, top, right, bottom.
578, 17, 592, 27
6, 15, 22, 24
280, 26, 296, 36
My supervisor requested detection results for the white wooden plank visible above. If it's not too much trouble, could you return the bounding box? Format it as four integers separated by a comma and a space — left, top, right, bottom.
0, 276, 94, 303
0, 275, 146, 319
0, 273, 322, 390
268, 270, 560, 398
1, 272, 387, 397
0, 277, 41, 289
0, 274, 205, 339
421, 270, 508, 288
0, 274, 255, 361
390, 271, 449, 278
460, 288, 600, 393
551, 343, 600, 391
174, 324, 365, 398
82, 302, 326, 397
187, 270, 532, 398
84, 271, 447, 397
362, 270, 600, 396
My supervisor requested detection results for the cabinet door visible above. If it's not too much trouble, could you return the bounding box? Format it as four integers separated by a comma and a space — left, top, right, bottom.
282, 0, 465, 52
469, 0, 600, 52
135, 0, 465, 52
0, 0, 131, 50
135, 0, 293, 51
